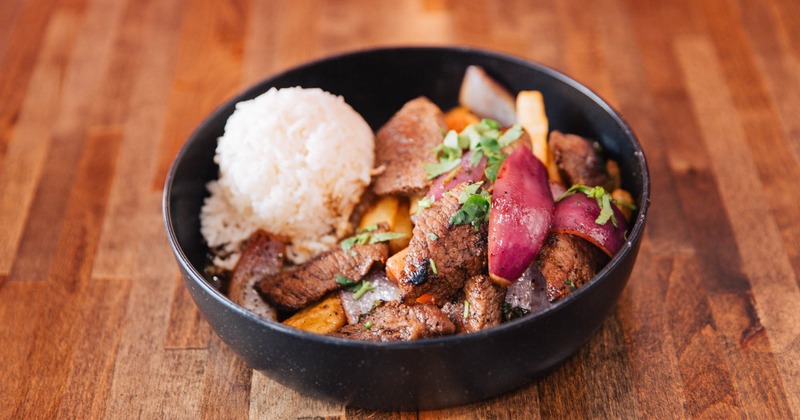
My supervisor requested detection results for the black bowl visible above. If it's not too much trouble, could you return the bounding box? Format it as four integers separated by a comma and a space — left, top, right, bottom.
163, 46, 650, 410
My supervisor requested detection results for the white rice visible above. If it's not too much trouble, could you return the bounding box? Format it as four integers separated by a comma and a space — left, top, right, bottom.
200, 87, 374, 268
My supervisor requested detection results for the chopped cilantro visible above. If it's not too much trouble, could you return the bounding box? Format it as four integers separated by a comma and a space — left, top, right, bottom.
457, 182, 484, 203
463, 300, 470, 320
424, 158, 461, 180
564, 278, 577, 290
450, 189, 491, 229
369, 231, 407, 244
429, 258, 438, 275
358, 224, 379, 233
341, 229, 406, 250
417, 196, 434, 209
498, 124, 523, 147
558, 184, 634, 228
352, 281, 375, 300
363, 320, 374, 330
426, 232, 439, 241
335, 274, 356, 287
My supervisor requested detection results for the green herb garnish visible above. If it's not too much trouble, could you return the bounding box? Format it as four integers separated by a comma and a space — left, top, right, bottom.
450, 187, 491, 229
564, 278, 577, 290
417, 196, 435, 209
463, 300, 470, 320
369, 231, 407, 244
352, 281, 375, 300
340, 228, 406, 251
423, 158, 461, 180
335, 274, 356, 287
363, 320, 374, 330
427, 232, 439, 241
558, 185, 632, 228
425, 119, 522, 183
429, 258, 438, 275
457, 181, 484, 203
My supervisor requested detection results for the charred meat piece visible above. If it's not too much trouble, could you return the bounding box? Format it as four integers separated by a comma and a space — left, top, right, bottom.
442, 275, 506, 333
260, 228, 389, 312
328, 302, 455, 341
372, 97, 447, 196
549, 130, 609, 188
537, 232, 609, 302
399, 185, 488, 305
228, 230, 285, 320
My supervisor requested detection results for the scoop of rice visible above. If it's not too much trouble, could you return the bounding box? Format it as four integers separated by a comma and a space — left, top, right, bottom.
200, 87, 374, 268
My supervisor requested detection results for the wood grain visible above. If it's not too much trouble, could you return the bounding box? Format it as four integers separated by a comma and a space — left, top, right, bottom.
2, 0, 800, 418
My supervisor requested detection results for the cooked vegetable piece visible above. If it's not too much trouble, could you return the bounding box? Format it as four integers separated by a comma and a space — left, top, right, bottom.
552, 189, 629, 257
426, 150, 487, 201
283, 293, 347, 334
340, 271, 400, 324
444, 106, 480, 132
488, 147, 554, 286
516, 91, 550, 167
611, 188, 635, 221
459, 65, 516, 127
390, 199, 412, 254
606, 160, 622, 191
358, 195, 400, 231
386, 246, 408, 282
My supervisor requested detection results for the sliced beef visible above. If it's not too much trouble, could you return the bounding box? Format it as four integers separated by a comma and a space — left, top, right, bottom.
372, 97, 447, 196
228, 230, 285, 320
441, 275, 505, 333
537, 232, 609, 302
259, 229, 389, 312
549, 130, 609, 188
328, 302, 455, 341
398, 184, 488, 305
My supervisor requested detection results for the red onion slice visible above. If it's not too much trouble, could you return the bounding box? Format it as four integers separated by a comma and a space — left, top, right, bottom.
427, 150, 487, 201
339, 270, 400, 325
552, 193, 628, 257
488, 147, 554, 285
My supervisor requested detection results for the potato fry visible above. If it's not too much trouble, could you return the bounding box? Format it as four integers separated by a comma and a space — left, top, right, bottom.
516, 91, 549, 165
283, 293, 346, 334
390, 199, 412, 254
386, 247, 408, 282
611, 188, 634, 221
408, 194, 424, 216
606, 160, 621, 191
358, 195, 400, 231
444, 106, 480, 132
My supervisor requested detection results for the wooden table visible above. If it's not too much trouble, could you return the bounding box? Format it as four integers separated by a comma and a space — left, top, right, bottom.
3, 0, 799, 417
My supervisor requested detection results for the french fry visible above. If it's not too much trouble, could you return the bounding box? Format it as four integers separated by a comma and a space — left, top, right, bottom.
516, 90, 549, 166
611, 188, 635, 221
358, 195, 400, 231
283, 293, 347, 334
386, 247, 408, 282
390, 199, 412, 254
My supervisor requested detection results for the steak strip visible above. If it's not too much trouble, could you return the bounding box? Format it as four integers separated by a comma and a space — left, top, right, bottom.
442, 275, 506, 333
398, 184, 488, 305
537, 232, 609, 302
328, 301, 455, 341
372, 97, 447, 196
260, 226, 390, 312
228, 230, 284, 320
549, 130, 609, 188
